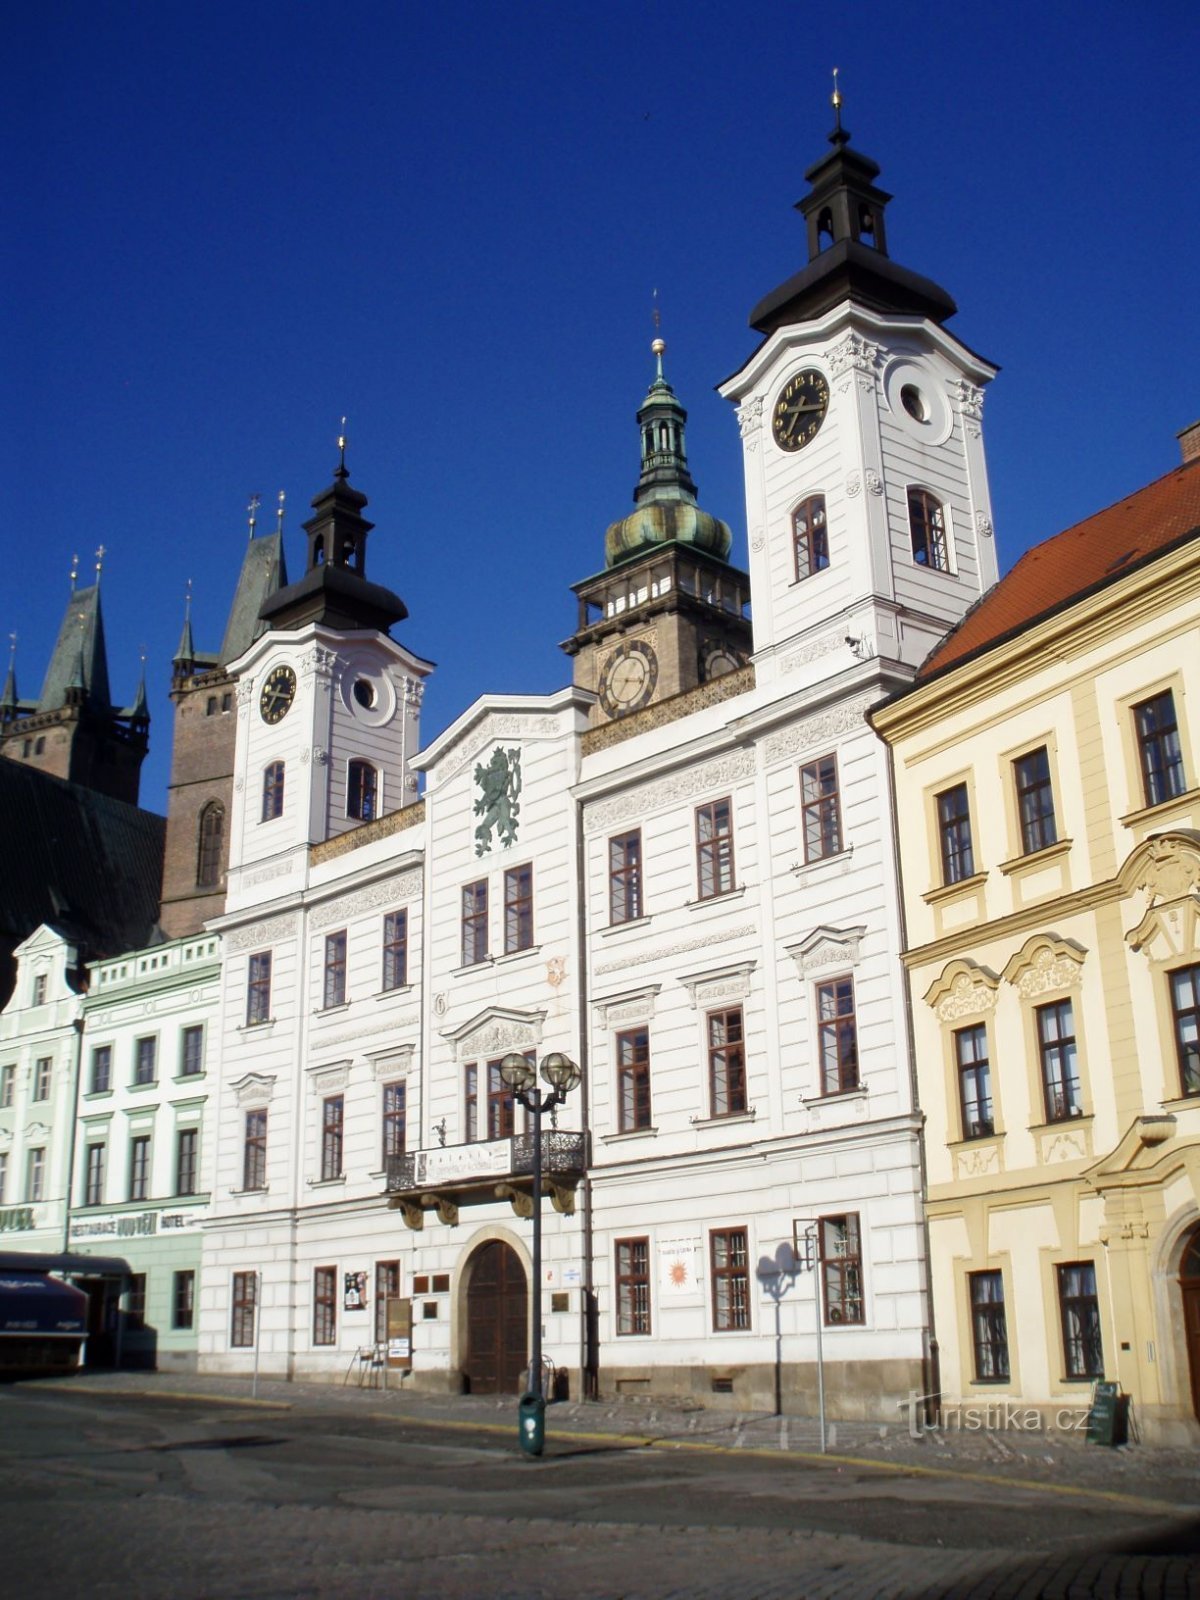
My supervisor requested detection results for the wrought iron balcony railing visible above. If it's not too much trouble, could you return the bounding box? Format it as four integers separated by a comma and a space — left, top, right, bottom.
386, 1131, 587, 1195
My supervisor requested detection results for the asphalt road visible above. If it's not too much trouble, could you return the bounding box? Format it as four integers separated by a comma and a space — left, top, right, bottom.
2, 1384, 1198, 1598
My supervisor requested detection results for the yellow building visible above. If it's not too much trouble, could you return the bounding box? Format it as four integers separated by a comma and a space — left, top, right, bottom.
873, 433, 1200, 1444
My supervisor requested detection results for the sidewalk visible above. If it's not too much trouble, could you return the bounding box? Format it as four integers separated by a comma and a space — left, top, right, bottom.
45, 1367, 1200, 1508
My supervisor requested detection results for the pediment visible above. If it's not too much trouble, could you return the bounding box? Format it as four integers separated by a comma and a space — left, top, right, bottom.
1084, 1114, 1177, 1187
1001, 934, 1087, 998
1126, 895, 1200, 963
441, 1007, 547, 1063
1117, 831, 1200, 903
923, 959, 1000, 1021
787, 925, 866, 978
231, 1073, 276, 1108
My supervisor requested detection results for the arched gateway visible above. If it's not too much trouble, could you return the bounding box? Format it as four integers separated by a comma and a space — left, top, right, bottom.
1181, 1228, 1200, 1421
464, 1240, 528, 1395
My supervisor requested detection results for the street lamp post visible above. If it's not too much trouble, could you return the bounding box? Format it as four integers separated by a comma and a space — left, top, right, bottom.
499, 1049, 581, 1457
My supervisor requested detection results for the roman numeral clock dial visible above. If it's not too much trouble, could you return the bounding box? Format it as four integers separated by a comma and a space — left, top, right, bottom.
772, 368, 829, 452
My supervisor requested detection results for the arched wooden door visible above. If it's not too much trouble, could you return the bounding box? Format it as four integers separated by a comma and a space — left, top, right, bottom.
1181, 1229, 1200, 1420
464, 1241, 527, 1395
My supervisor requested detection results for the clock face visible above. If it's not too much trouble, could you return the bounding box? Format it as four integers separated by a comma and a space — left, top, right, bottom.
259, 664, 297, 725
599, 640, 658, 718
772, 368, 830, 453
702, 644, 741, 682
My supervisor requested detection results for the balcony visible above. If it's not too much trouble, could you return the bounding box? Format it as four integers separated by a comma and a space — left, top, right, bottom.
384, 1131, 588, 1230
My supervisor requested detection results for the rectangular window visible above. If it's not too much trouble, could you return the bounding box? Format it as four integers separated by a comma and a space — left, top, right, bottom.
504, 865, 534, 954
127, 1273, 147, 1331
246, 952, 272, 1026
133, 1037, 156, 1086
820, 1214, 864, 1325
33, 1057, 52, 1101
609, 830, 643, 925
313, 1266, 337, 1345
0, 1064, 14, 1108
708, 1008, 747, 1117
937, 783, 974, 884
969, 1269, 1009, 1380
0, 1152, 7, 1203
382, 1081, 406, 1165
465, 1060, 521, 1141
180, 1026, 204, 1077
323, 931, 347, 1009
1014, 747, 1057, 854
129, 1135, 151, 1201
321, 1095, 344, 1181
1057, 1262, 1104, 1380
33, 974, 47, 1005
90, 1046, 112, 1094
615, 1237, 651, 1335
231, 1271, 257, 1347
1134, 690, 1186, 807
243, 1108, 267, 1191
1170, 964, 1200, 1097
465, 1063, 477, 1142
696, 798, 735, 899
461, 880, 488, 966
1037, 1000, 1081, 1121
955, 1023, 994, 1138
173, 1270, 195, 1331
711, 1227, 750, 1331
84, 1142, 106, 1207
801, 754, 842, 862
382, 910, 407, 991
375, 1260, 401, 1344
26, 1147, 45, 1202
176, 1127, 198, 1196
816, 977, 858, 1095
261, 760, 285, 822
793, 494, 829, 582
617, 1028, 651, 1132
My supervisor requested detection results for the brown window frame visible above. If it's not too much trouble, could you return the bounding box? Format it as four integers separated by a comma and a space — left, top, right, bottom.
382, 910, 407, 991
461, 879, 488, 966
504, 864, 534, 954
175, 1127, 198, 1196
616, 1028, 651, 1133
375, 1260, 401, 1344
1057, 1261, 1104, 1381
968, 1269, 1009, 1381
231, 1271, 257, 1347
1134, 689, 1186, 808
323, 930, 347, 1009
246, 951, 272, 1026
708, 1007, 747, 1118
180, 1025, 204, 1077
84, 1141, 105, 1207
129, 1134, 151, 1202
936, 782, 974, 885
695, 797, 735, 900
196, 800, 225, 888
816, 976, 859, 1095
792, 493, 829, 582
819, 1213, 864, 1325
615, 1237, 651, 1336
172, 1269, 195, 1331
347, 758, 378, 822
1037, 999, 1081, 1122
313, 1265, 337, 1346
800, 753, 841, 862
908, 487, 949, 571
609, 830, 643, 925
1014, 747, 1057, 854
382, 1080, 406, 1165
321, 1094, 344, 1181
955, 1022, 994, 1138
710, 1227, 750, 1332
1169, 963, 1200, 1097
243, 1108, 268, 1191
261, 760, 285, 822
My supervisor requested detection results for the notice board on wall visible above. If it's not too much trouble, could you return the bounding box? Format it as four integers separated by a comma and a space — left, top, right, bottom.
386, 1296, 413, 1371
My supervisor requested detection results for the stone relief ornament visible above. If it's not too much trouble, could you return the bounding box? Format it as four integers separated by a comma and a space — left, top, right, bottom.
736, 395, 764, 446
546, 956, 567, 989
236, 680, 255, 707
864, 470, 883, 496
311, 869, 423, 929
443, 715, 556, 783
234, 776, 244, 793
955, 1144, 1000, 1179
584, 750, 755, 834
828, 332, 882, 379
762, 695, 874, 765
225, 914, 297, 952
1126, 835, 1200, 903
955, 380, 985, 422
924, 959, 1000, 1021
301, 646, 338, 679
309, 1063, 351, 1095
846, 470, 862, 497
595, 925, 757, 977
473, 746, 521, 855
232, 1073, 276, 1107
1002, 935, 1086, 999
403, 676, 425, 708
975, 511, 994, 539
1042, 1130, 1086, 1165
750, 526, 766, 552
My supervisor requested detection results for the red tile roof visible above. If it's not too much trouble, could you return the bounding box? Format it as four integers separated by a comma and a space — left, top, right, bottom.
920, 456, 1200, 678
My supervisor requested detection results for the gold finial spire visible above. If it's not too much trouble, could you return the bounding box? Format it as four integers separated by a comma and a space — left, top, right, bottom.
831, 67, 844, 136
69, 553, 79, 593
276, 490, 286, 533
94, 544, 106, 585
7, 631, 16, 671
184, 577, 193, 621
651, 288, 666, 380
337, 417, 348, 475
247, 492, 261, 539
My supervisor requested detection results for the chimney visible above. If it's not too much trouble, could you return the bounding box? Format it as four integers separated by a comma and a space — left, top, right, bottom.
1178, 421, 1200, 464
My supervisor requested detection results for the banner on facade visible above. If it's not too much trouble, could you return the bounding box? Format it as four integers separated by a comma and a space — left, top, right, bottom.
343, 1271, 367, 1312
657, 1236, 703, 1300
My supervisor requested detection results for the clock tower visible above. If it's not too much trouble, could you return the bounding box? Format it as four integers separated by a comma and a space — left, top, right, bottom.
563, 340, 752, 725
718, 97, 999, 695
223, 449, 433, 900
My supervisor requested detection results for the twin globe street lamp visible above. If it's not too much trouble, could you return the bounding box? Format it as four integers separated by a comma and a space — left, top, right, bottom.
498, 1048, 581, 1457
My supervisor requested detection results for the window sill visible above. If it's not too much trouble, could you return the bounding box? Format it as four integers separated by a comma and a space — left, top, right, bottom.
314, 1002, 350, 1017
947, 1130, 1005, 1150
998, 838, 1072, 876
238, 1019, 276, 1035
1162, 1091, 1200, 1112
691, 1108, 757, 1128
791, 846, 853, 879
686, 885, 746, 911
375, 984, 414, 1002
82, 1089, 114, 1101
174, 1071, 206, 1084
922, 871, 987, 907
600, 1125, 658, 1144
306, 1175, 346, 1189
1119, 785, 1200, 828
601, 915, 652, 939
493, 944, 541, 967
230, 1186, 270, 1197
127, 1080, 158, 1095
800, 1085, 867, 1110
1030, 1111, 1091, 1133
452, 956, 494, 976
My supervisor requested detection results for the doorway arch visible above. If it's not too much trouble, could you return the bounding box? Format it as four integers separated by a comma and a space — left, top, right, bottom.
1180, 1226, 1200, 1421
463, 1239, 528, 1395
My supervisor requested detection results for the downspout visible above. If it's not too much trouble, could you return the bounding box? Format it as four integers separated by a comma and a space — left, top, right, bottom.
62, 1009, 85, 1253
574, 789, 596, 1399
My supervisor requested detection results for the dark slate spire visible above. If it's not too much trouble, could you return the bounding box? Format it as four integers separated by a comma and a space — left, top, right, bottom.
125, 655, 149, 726
0, 634, 17, 724
605, 341, 733, 568
37, 582, 112, 713
259, 438, 407, 635
749, 82, 957, 335
173, 580, 195, 670
218, 491, 290, 665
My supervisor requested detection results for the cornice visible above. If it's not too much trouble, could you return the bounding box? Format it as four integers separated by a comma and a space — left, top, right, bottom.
903, 880, 1114, 971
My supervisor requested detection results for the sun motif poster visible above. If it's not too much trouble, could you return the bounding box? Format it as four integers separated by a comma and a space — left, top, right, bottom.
657, 1236, 703, 1300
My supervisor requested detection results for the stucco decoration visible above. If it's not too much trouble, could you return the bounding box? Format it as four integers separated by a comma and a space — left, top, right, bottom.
232, 1073, 275, 1107
1001, 934, 1087, 999
787, 926, 866, 979
924, 959, 1001, 1021
309, 1062, 351, 1095
736, 395, 763, 446
828, 331, 882, 380
595, 924, 757, 977
762, 695, 874, 764
473, 746, 522, 855
584, 750, 755, 834
954, 1143, 1001, 1180
225, 914, 297, 952
368, 1044, 415, 1081
310, 867, 423, 929
442, 1006, 546, 1063
1121, 834, 1200, 960
678, 962, 756, 1010
593, 985, 661, 1029
1040, 1127, 1088, 1166
440, 715, 559, 784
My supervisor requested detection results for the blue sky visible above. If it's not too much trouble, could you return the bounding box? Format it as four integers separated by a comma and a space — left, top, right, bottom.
6, 1, 1198, 812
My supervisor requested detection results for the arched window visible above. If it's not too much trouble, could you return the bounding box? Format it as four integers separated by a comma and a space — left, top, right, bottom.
196, 801, 225, 887
792, 494, 829, 582
262, 761, 285, 822
908, 488, 949, 572
817, 206, 835, 251
347, 759, 378, 822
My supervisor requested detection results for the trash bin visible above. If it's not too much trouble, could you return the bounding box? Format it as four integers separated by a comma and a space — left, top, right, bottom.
518, 1391, 546, 1457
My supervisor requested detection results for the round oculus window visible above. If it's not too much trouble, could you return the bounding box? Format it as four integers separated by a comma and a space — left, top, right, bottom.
352, 677, 376, 709
900, 384, 928, 422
